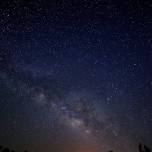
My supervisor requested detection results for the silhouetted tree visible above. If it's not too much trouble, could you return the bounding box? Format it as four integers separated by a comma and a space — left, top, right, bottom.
2, 148, 10, 152
139, 143, 151, 152
0, 145, 3, 150
144, 145, 151, 152
139, 143, 144, 152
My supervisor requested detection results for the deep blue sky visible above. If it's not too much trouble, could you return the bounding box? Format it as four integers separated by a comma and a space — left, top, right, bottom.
0, 1, 152, 152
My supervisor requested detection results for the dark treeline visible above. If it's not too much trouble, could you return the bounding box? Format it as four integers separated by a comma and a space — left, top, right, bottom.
0, 143, 151, 152
0, 145, 27, 152
108, 144, 151, 152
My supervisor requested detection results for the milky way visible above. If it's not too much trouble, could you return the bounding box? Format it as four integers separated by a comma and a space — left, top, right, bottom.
0, 1, 152, 152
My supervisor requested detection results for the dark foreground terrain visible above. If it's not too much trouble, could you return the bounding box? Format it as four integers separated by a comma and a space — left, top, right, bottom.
0, 143, 151, 152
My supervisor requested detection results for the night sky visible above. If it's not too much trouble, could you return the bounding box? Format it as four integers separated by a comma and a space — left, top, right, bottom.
0, 0, 152, 152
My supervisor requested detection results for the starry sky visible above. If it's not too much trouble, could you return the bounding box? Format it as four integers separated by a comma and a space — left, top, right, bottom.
0, 0, 152, 152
